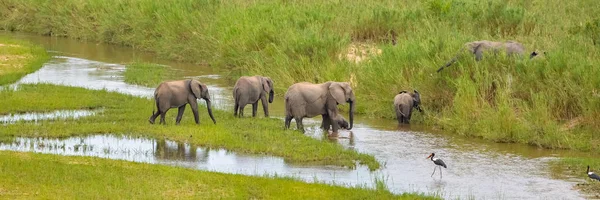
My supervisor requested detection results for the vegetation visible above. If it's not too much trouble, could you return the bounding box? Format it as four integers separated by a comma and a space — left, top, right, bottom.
124, 62, 177, 87
0, 151, 434, 199
1, 0, 599, 152
550, 157, 600, 197
0, 36, 48, 85
0, 84, 379, 170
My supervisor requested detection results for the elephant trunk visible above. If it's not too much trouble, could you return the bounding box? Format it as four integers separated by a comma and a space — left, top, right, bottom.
268, 90, 274, 103
206, 100, 216, 124
348, 101, 354, 130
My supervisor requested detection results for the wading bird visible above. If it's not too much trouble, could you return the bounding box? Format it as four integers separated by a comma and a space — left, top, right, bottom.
427, 153, 447, 178
588, 166, 600, 181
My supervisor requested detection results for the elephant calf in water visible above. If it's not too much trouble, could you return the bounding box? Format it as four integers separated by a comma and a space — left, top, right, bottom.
394, 90, 422, 124
284, 81, 355, 136
321, 113, 350, 131
436, 40, 542, 72
148, 79, 216, 125
232, 75, 274, 117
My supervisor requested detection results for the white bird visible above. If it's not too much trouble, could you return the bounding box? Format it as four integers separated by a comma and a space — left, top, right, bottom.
587, 165, 600, 181
427, 153, 447, 178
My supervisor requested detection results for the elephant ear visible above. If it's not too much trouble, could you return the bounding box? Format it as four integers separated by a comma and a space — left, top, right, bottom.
190, 80, 202, 99
262, 77, 272, 92
329, 82, 348, 105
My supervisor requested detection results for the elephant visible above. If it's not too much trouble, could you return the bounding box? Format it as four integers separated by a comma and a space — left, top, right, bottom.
232, 76, 274, 117
284, 81, 355, 135
437, 40, 542, 72
148, 79, 216, 125
321, 113, 349, 130
394, 90, 422, 124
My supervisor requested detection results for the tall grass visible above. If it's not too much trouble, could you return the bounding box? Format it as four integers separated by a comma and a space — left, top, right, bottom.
1, 0, 599, 151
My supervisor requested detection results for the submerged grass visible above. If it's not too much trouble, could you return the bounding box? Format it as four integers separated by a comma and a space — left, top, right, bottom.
0, 84, 379, 170
124, 62, 177, 87
1, 0, 599, 151
0, 36, 48, 85
0, 151, 433, 199
549, 157, 600, 197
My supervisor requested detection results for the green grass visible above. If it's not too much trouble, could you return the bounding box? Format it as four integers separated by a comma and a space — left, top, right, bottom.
0, 84, 379, 170
124, 62, 176, 87
0, 151, 434, 199
549, 157, 600, 197
1, 0, 599, 151
0, 36, 49, 85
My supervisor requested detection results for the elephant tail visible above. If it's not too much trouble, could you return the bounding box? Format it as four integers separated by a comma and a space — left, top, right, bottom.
397, 104, 407, 118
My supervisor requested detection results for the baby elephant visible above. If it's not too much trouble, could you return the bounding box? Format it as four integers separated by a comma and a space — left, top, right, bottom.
437, 40, 541, 72
321, 114, 350, 131
233, 75, 274, 117
394, 90, 423, 124
149, 79, 216, 125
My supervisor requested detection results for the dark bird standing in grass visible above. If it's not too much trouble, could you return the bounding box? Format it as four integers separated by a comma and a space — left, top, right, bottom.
588, 166, 600, 181
427, 153, 447, 179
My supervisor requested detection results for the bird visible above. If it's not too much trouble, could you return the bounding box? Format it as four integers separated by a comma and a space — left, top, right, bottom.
427, 153, 447, 179
587, 165, 600, 181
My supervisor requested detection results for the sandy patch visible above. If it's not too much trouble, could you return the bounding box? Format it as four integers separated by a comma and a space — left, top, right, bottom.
338, 43, 382, 64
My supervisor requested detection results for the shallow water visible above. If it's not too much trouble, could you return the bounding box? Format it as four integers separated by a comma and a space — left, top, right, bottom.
0, 109, 100, 125
1, 32, 590, 199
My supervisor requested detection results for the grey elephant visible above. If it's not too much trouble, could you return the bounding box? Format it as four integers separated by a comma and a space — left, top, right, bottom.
437, 40, 541, 72
284, 81, 354, 135
148, 79, 216, 125
233, 76, 274, 117
394, 90, 422, 124
321, 113, 349, 130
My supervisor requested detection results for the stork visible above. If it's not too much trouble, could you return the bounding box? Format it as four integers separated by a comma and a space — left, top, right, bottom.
427, 153, 447, 178
588, 165, 600, 181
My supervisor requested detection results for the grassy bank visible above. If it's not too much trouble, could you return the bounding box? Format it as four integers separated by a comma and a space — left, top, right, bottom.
0, 36, 48, 85
0, 151, 432, 199
550, 157, 600, 197
0, 84, 379, 170
124, 62, 177, 87
2, 0, 600, 151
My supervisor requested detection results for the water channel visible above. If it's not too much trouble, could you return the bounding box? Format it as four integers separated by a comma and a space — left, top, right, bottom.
1, 32, 592, 199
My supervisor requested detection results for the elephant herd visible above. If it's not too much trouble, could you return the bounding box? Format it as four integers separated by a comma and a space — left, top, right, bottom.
148, 40, 542, 135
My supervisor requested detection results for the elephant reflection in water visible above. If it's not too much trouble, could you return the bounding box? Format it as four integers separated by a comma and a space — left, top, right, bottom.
154, 139, 209, 161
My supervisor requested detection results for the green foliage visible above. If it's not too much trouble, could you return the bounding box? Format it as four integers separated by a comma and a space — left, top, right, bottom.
0, 84, 380, 170
1, 0, 599, 152
0, 151, 433, 199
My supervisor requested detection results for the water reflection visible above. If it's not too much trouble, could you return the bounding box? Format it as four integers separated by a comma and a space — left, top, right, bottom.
0, 109, 101, 125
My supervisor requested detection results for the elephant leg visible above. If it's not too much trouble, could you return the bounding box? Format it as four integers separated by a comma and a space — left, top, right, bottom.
234, 101, 239, 117
396, 111, 403, 125
149, 110, 160, 124
327, 111, 340, 135
284, 115, 292, 129
295, 117, 305, 133
175, 105, 186, 125
239, 104, 246, 117
190, 101, 200, 124
252, 102, 258, 117
321, 114, 331, 130
159, 110, 167, 125
261, 96, 269, 117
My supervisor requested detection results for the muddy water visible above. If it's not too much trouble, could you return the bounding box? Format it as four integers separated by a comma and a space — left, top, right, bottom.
1, 32, 589, 199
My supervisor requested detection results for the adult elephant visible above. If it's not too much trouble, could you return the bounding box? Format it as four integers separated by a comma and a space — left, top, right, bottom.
148, 79, 216, 125
232, 75, 274, 117
284, 81, 354, 135
394, 90, 422, 124
437, 40, 542, 72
